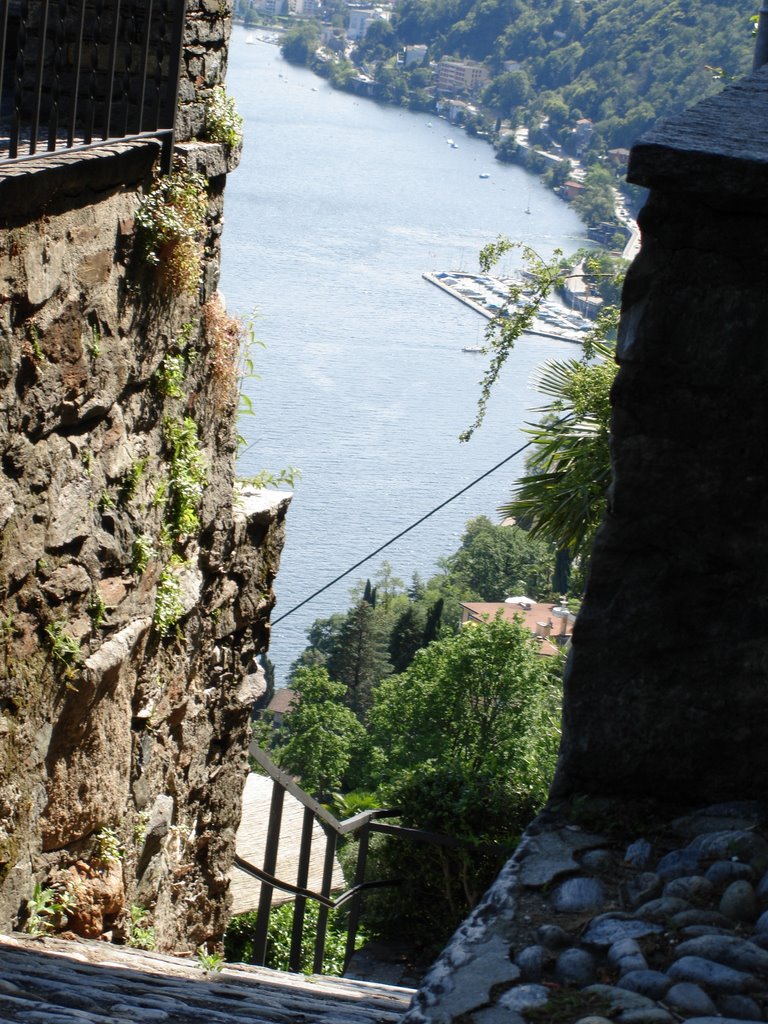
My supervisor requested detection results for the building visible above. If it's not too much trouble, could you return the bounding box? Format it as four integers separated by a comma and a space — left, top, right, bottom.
437, 58, 490, 96
460, 596, 575, 655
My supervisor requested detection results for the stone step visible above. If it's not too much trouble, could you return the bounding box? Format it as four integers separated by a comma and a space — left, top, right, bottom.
0, 933, 415, 1023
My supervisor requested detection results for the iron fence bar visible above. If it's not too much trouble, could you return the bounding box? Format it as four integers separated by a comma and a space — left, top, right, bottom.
343, 821, 370, 971
0, 0, 10, 136
1, 128, 171, 163
370, 821, 504, 853
135, 0, 154, 133
250, 780, 285, 966
84, 0, 104, 144
119, 0, 137, 137
312, 828, 338, 975
67, 0, 87, 146
159, 0, 185, 173
9, 0, 26, 158
233, 853, 335, 909
48, 0, 68, 151
102, 0, 122, 139
289, 806, 315, 972
29, 0, 51, 155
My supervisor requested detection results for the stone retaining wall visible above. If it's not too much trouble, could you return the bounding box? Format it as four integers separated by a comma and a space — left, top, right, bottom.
0, 0, 288, 952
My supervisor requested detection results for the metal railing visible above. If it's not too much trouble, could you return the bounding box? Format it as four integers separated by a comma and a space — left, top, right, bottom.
0, 0, 187, 173
238, 746, 503, 975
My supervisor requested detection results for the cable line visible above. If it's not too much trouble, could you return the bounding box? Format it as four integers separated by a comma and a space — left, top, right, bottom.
271, 434, 540, 626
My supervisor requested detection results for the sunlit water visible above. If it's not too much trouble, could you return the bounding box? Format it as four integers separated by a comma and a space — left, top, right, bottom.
219, 27, 588, 681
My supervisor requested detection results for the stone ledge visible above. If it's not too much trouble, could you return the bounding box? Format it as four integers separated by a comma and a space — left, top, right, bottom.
0, 139, 161, 227
628, 67, 768, 202
176, 138, 243, 178
235, 486, 293, 526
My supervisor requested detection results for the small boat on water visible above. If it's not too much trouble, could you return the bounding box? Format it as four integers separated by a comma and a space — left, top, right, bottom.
479, 172, 489, 179
446, 137, 454, 145
451, 142, 458, 149
462, 345, 484, 353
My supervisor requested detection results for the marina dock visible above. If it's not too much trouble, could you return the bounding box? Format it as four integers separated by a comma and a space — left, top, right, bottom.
422, 271, 589, 345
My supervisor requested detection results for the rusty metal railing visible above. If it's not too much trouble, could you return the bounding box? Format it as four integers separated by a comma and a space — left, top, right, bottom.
0, 0, 186, 173
237, 745, 503, 975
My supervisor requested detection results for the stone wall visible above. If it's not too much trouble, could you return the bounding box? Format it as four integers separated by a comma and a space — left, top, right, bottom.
552, 68, 768, 805
0, 0, 289, 951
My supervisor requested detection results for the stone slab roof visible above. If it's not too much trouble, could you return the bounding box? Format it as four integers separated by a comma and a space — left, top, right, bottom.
0, 932, 414, 1023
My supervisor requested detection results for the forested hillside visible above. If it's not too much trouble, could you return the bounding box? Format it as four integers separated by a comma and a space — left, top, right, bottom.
389, 0, 754, 150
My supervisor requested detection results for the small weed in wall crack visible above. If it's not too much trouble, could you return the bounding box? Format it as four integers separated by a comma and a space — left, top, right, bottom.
154, 556, 188, 636
135, 168, 208, 294
163, 417, 208, 540
202, 86, 243, 148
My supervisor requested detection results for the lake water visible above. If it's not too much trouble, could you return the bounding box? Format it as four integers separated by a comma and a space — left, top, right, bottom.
219, 27, 588, 681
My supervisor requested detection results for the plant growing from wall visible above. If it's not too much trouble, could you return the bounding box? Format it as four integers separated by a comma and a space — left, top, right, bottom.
203, 87, 244, 148
127, 905, 156, 950
135, 168, 208, 294
157, 353, 187, 398
24, 883, 75, 936
163, 416, 208, 540
154, 556, 188, 636
94, 826, 123, 865
132, 533, 157, 574
45, 621, 81, 678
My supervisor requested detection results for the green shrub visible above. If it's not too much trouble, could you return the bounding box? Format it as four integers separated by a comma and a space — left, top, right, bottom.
224, 901, 365, 976
135, 169, 208, 294
203, 87, 244, 148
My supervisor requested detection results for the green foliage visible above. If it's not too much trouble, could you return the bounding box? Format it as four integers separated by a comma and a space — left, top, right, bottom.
203, 86, 244, 147
45, 621, 82, 675
154, 556, 188, 637
280, 21, 321, 63
163, 416, 208, 540
362, 618, 561, 945
87, 591, 107, 628
119, 458, 147, 503
157, 353, 186, 398
24, 883, 75, 936
135, 168, 208, 294
501, 313, 619, 559
324, 599, 393, 716
240, 467, 301, 490
132, 533, 157, 574
391, 0, 752, 154
256, 667, 367, 797
224, 902, 365, 975
439, 515, 555, 601
460, 238, 567, 441
196, 946, 225, 972
369, 617, 561, 796
127, 905, 156, 950
95, 825, 123, 865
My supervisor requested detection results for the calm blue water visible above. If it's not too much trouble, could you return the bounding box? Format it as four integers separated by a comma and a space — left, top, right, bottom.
220, 28, 587, 681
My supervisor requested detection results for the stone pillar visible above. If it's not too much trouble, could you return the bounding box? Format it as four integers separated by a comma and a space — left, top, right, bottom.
552, 68, 768, 804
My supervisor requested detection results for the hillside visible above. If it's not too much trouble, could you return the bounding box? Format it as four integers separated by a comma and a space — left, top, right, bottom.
365, 0, 755, 152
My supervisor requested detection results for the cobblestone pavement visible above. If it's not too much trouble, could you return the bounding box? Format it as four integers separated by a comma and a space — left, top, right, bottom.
404, 801, 768, 1024
0, 933, 414, 1023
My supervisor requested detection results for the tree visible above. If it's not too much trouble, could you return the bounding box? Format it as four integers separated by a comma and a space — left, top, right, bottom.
326, 599, 392, 715
439, 515, 555, 600
256, 667, 367, 798
362, 617, 562, 945
369, 616, 561, 798
280, 21, 321, 65
500, 317, 618, 560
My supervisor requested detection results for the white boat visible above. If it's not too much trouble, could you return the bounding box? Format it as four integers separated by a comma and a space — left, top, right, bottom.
451, 142, 458, 149
446, 137, 454, 145
479, 172, 489, 179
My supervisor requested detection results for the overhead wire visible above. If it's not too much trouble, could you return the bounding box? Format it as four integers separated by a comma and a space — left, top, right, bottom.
270, 427, 559, 625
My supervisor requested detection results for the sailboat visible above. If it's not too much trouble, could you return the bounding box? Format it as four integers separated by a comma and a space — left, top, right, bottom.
525, 191, 531, 215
